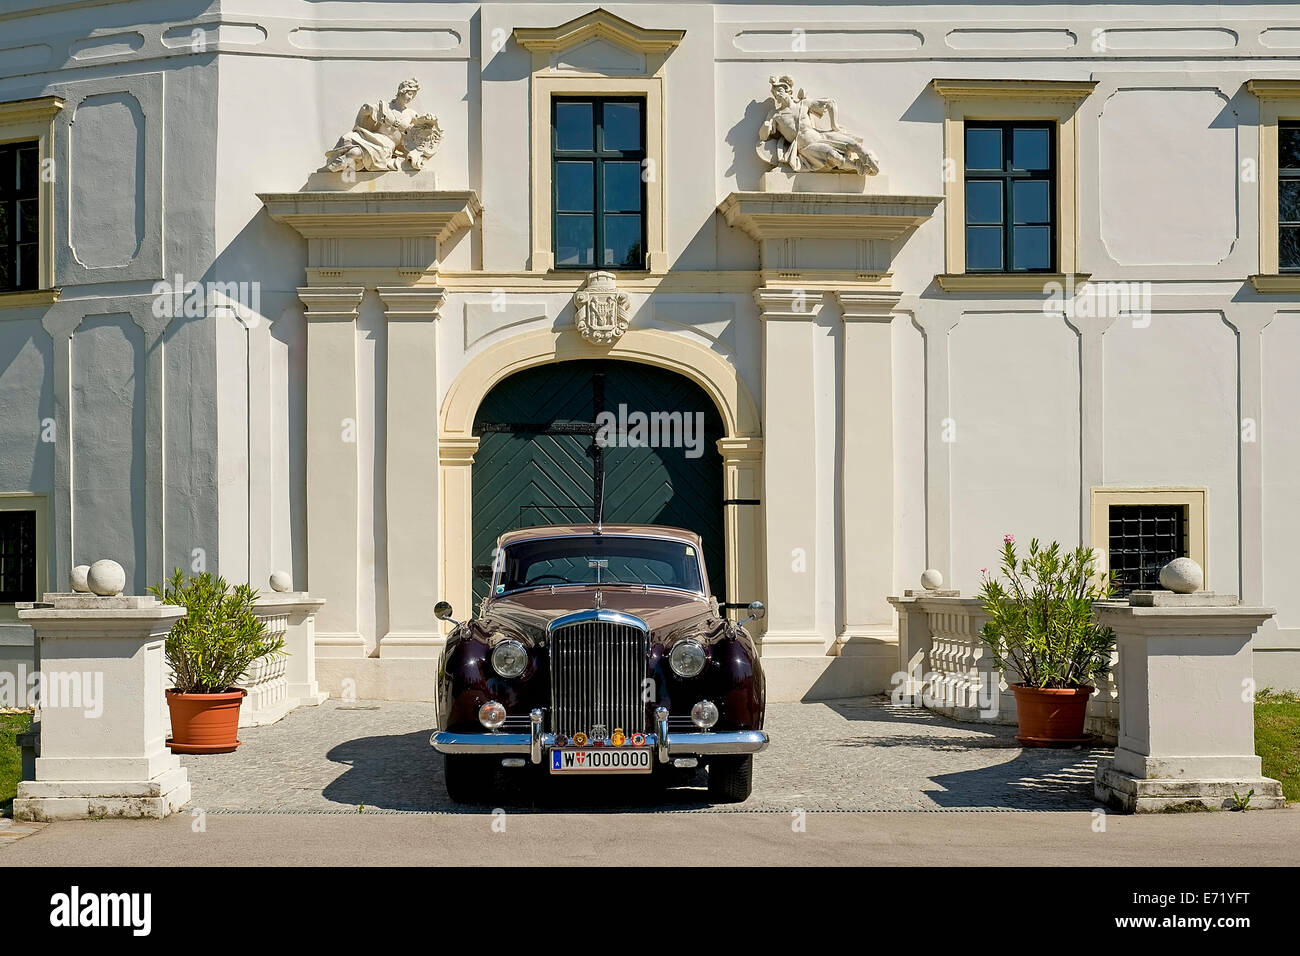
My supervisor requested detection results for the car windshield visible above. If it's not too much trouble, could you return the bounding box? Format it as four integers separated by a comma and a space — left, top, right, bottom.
494, 535, 705, 595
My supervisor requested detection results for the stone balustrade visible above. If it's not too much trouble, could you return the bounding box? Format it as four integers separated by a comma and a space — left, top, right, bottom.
889, 572, 1120, 741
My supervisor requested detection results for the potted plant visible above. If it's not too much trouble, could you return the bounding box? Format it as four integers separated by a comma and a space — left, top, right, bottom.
978, 536, 1116, 745
150, 569, 285, 754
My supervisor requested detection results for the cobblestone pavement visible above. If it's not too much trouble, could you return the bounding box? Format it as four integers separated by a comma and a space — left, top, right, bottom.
180, 697, 1110, 813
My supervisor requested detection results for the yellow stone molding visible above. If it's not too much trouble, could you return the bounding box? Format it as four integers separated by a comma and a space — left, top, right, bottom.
512, 8, 684, 55
0, 95, 63, 294
931, 78, 1096, 283
935, 272, 1090, 293
1246, 79, 1300, 278
1089, 487, 1209, 588
0, 288, 60, 310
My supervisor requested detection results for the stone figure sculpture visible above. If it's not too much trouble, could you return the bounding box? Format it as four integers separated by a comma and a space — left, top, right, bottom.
756, 75, 879, 176
323, 78, 443, 173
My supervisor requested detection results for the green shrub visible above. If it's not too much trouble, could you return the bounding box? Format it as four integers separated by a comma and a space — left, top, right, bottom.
978, 537, 1116, 690
150, 569, 284, 694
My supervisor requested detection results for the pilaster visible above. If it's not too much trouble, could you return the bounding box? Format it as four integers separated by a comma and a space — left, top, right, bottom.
836, 290, 901, 653
299, 287, 366, 658
378, 287, 447, 658
754, 287, 825, 656
438, 436, 480, 633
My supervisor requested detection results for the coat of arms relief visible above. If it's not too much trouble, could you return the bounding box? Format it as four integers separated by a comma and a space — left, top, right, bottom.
574, 271, 631, 345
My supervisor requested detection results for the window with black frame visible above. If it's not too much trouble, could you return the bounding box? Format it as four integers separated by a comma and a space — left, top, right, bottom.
0, 509, 36, 604
0, 140, 40, 293
552, 97, 646, 270
1280, 121, 1300, 272
964, 122, 1055, 273
1107, 504, 1187, 596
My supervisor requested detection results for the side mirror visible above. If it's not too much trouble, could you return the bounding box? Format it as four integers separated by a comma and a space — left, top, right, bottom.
739, 600, 765, 628
434, 601, 461, 627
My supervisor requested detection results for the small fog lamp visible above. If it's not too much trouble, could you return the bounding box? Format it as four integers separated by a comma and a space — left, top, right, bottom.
691, 699, 720, 729
478, 700, 507, 730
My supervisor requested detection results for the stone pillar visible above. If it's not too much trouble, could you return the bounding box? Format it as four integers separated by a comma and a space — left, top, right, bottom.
1093, 582, 1284, 812
836, 290, 900, 660
256, 584, 327, 709
754, 287, 824, 657
886, 571, 957, 698
717, 436, 764, 624
438, 436, 480, 632
300, 287, 366, 658
377, 286, 445, 658
14, 586, 190, 821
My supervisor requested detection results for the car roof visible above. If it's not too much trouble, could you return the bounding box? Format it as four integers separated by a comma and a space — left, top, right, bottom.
496, 523, 704, 549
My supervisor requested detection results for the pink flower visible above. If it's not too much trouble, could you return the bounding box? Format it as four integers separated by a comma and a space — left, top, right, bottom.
980, 568, 988, 575
1003, 533, 1015, 544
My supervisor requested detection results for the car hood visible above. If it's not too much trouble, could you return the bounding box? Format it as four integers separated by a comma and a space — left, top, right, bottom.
481, 586, 719, 640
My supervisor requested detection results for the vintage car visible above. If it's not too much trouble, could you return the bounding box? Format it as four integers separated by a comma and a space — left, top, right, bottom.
430, 523, 768, 803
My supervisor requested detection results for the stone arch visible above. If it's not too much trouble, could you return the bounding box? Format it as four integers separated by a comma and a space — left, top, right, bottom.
440, 326, 760, 439
437, 327, 764, 628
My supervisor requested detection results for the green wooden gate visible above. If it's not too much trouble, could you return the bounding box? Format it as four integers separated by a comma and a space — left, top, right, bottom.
471, 360, 725, 602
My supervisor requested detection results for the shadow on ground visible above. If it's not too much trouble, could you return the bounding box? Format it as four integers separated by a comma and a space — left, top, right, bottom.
322, 731, 719, 812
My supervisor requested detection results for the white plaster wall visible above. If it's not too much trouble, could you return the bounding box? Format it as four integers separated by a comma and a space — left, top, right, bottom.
1102, 313, 1240, 591
1262, 316, 1300, 629
949, 313, 1081, 593
0, 0, 1297, 687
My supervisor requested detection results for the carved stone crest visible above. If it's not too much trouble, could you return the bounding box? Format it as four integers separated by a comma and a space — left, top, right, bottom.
573, 271, 631, 345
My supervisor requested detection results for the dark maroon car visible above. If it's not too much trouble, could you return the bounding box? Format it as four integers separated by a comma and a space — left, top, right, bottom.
430, 523, 768, 803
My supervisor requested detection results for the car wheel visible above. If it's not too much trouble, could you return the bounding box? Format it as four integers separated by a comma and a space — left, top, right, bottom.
443, 754, 494, 804
707, 754, 753, 803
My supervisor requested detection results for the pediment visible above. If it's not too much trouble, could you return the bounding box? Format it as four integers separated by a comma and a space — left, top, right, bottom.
552, 36, 646, 76
513, 8, 684, 60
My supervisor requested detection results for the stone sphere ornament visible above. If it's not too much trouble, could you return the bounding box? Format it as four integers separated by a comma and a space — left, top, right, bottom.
70, 565, 91, 593
269, 570, 292, 593
1159, 557, 1204, 594
87, 559, 126, 597
920, 569, 944, 591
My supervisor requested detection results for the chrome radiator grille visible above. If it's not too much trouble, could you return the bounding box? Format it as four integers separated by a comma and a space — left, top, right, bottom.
549, 619, 648, 737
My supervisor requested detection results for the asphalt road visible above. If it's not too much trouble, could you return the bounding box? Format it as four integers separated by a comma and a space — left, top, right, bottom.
5, 808, 1299, 866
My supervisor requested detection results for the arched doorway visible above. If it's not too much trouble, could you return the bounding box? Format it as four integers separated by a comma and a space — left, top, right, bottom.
470, 359, 726, 601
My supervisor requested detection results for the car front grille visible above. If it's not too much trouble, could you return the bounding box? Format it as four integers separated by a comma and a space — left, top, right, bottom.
549, 617, 648, 738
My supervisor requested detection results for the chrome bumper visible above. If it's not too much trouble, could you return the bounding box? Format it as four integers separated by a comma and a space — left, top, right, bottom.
429, 707, 769, 765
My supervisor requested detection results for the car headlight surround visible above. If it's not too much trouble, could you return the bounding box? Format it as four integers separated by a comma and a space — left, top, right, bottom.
668, 639, 707, 678
490, 639, 528, 679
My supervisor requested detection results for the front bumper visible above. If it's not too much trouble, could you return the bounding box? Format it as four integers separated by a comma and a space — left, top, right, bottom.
430, 707, 768, 765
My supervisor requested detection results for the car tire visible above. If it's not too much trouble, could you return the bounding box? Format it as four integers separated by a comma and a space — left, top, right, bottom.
707, 754, 753, 803
443, 754, 494, 804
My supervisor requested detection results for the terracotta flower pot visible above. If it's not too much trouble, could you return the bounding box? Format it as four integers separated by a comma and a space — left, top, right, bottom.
1011, 684, 1094, 746
166, 688, 245, 754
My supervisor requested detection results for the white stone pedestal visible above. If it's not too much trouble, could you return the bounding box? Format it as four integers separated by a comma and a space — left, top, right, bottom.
1092, 591, 1284, 812
13, 593, 191, 821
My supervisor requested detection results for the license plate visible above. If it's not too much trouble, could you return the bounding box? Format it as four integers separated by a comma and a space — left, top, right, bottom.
550, 747, 652, 774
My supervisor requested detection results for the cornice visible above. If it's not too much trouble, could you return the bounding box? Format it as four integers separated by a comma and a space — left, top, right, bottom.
513, 8, 684, 55
930, 78, 1098, 103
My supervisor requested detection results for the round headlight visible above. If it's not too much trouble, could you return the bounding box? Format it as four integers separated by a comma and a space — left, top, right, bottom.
478, 700, 507, 730
668, 640, 706, 678
691, 699, 719, 729
490, 640, 528, 679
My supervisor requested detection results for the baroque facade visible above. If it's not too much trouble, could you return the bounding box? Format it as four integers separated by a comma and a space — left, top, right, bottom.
1, 0, 1299, 701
